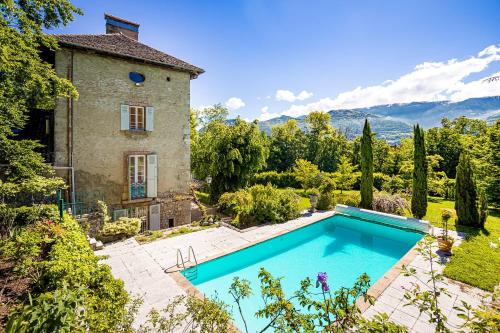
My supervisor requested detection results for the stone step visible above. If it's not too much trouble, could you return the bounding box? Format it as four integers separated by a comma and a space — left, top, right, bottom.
95, 241, 104, 250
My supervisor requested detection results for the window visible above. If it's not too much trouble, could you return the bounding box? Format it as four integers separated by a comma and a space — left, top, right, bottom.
129, 106, 145, 130
129, 155, 146, 199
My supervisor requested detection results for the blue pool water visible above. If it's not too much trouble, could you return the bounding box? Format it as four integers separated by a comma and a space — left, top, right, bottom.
183, 214, 423, 331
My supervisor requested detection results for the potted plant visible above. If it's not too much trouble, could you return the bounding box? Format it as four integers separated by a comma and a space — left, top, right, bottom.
437, 208, 454, 252
306, 188, 320, 213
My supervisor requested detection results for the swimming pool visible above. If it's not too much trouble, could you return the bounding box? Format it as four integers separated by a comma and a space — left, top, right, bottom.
182, 214, 423, 331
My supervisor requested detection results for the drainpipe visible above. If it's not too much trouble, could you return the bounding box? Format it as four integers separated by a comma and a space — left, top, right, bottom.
62, 50, 76, 209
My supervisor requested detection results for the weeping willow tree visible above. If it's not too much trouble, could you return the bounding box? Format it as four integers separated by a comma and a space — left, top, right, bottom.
192, 115, 269, 202
360, 119, 373, 209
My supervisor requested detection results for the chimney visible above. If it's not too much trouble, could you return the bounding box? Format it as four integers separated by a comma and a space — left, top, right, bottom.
105, 13, 139, 40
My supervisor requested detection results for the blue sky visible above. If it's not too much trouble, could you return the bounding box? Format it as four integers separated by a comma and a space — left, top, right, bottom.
51, 0, 500, 120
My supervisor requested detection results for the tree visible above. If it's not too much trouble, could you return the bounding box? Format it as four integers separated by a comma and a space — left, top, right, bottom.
486, 120, 500, 207
293, 159, 323, 189
0, 0, 80, 199
335, 155, 357, 193
478, 188, 488, 228
455, 151, 480, 227
411, 124, 428, 219
192, 118, 268, 201
360, 119, 373, 209
426, 119, 462, 178
304, 111, 348, 172
267, 120, 306, 172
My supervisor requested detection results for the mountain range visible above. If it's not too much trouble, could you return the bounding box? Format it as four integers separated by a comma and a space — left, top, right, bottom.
254, 96, 500, 143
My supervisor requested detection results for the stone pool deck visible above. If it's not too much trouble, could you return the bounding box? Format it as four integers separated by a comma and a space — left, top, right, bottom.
97, 212, 488, 332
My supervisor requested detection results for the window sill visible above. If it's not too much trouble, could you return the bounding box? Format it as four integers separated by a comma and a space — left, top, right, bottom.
122, 197, 153, 205
123, 130, 150, 134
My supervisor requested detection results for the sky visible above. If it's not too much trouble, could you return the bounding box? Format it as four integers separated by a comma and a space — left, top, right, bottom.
51, 0, 500, 120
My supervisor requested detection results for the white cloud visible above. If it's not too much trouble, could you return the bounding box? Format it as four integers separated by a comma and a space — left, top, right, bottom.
258, 105, 279, 121
225, 97, 245, 110
282, 44, 500, 117
276, 89, 313, 102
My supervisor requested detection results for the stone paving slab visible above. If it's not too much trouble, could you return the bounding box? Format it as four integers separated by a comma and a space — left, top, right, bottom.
97, 213, 488, 332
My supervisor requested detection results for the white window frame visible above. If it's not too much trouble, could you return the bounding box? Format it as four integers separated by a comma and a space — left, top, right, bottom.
129, 154, 146, 199
129, 106, 145, 131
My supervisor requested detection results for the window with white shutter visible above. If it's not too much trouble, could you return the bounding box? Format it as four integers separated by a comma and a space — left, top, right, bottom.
146, 154, 157, 198
145, 106, 154, 131
120, 104, 130, 130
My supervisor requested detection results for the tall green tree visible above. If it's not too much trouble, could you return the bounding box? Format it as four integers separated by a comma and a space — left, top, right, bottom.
359, 119, 373, 209
411, 124, 428, 219
455, 151, 480, 227
486, 120, 500, 207
267, 119, 306, 172
0, 0, 80, 197
193, 118, 268, 201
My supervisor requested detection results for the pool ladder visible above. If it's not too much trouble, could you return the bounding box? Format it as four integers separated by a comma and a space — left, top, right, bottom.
176, 246, 198, 280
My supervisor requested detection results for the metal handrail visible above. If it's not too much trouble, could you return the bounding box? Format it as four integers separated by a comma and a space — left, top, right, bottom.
187, 246, 198, 265
176, 249, 186, 270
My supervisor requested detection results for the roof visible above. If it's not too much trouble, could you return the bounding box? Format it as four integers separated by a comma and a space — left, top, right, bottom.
54, 33, 204, 77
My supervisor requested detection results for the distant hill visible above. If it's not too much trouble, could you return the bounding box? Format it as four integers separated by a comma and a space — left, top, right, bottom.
251, 96, 500, 143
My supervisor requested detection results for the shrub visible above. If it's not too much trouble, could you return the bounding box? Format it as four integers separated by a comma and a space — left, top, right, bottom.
316, 191, 335, 210
3, 215, 129, 332
252, 171, 300, 188
381, 175, 406, 194
316, 178, 336, 210
219, 184, 300, 226
336, 192, 361, 207
373, 173, 390, 191
372, 192, 409, 215
218, 190, 253, 216
98, 217, 141, 243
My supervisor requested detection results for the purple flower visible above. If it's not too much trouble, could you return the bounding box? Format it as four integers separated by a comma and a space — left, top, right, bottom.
317, 272, 328, 284
316, 272, 329, 292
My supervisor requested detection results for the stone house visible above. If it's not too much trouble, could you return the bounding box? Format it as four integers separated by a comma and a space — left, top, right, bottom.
46, 14, 203, 231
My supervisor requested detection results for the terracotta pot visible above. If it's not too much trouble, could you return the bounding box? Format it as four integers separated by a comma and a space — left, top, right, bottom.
437, 237, 453, 252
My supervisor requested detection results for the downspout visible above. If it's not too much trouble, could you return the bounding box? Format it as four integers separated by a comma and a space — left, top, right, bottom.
67, 50, 76, 208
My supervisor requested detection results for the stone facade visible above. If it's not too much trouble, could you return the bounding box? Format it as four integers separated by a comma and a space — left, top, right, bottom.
53, 48, 193, 228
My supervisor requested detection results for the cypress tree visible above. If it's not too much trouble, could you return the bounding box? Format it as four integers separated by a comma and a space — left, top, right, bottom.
360, 119, 373, 209
455, 151, 480, 227
411, 124, 428, 219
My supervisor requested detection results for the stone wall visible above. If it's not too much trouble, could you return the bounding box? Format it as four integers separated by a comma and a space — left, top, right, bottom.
54, 48, 192, 227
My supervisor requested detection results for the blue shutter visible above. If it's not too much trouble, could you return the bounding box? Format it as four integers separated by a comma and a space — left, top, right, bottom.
146, 106, 154, 131
120, 104, 129, 130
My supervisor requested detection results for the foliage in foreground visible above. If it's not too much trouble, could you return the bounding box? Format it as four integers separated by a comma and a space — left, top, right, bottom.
2, 211, 129, 332
0, 0, 80, 202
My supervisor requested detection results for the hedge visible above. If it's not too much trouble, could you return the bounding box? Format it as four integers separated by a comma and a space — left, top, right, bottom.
251, 171, 300, 188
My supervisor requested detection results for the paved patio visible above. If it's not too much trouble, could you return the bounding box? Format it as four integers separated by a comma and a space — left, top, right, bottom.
97, 212, 488, 332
